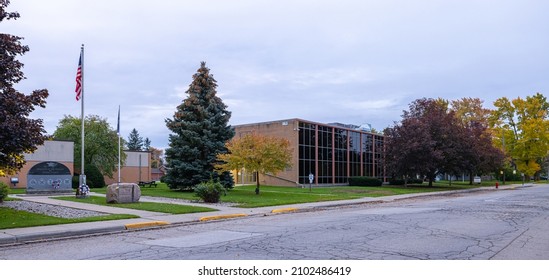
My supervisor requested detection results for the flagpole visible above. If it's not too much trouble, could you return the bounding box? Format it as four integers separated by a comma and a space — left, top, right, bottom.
80, 44, 86, 187
117, 105, 121, 186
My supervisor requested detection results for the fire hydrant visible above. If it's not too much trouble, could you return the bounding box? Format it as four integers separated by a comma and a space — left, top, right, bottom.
495, 181, 499, 189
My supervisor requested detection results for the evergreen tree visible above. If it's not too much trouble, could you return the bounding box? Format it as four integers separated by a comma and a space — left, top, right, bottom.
127, 128, 144, 151
0, 1, 49, 176
143, 137, 151, 151
165, 62, 234, 190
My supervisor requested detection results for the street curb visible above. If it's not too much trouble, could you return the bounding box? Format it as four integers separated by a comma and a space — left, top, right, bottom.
271, 208, 298, 214
0, 225, 126, 246
199, 213, 248, 222
124, 221, 170, 229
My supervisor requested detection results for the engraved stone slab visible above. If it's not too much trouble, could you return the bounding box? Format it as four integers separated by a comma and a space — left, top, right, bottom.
26, 161, 73, 194
106, 183, 141, 203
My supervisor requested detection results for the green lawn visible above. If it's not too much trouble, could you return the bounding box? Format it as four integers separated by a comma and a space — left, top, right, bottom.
90, 182, 485, 208
54, 196, 217, 214
0, 207, 137, 230
227, 184, 481, 208
2, 180, 541, 230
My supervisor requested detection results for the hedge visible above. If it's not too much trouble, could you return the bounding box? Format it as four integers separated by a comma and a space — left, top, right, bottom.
348, 176, 382, 186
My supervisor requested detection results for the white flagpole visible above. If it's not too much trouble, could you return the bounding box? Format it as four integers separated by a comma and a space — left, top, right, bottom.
117, 105, 121, 186
80, 44, 86, 186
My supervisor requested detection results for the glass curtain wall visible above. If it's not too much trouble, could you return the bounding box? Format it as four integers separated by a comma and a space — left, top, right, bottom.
334, 128, 348, 184
349, 131, 361, 177
316, 125, 333, 184
298, 121, 384, 185
298, 122, 316, 184
374, 136, 384, 179
362, 134, 373, 177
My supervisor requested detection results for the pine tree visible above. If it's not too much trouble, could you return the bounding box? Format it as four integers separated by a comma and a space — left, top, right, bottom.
143, 137, 151, 151
127, 128, 144, 151
165, 62, 234, 190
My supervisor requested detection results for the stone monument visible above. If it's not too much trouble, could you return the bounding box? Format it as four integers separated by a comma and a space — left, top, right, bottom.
26, 161, 73, 194
106, 183, 141, 203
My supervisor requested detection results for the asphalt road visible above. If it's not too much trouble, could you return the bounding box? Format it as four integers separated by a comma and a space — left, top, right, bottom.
1, 184, 548, 260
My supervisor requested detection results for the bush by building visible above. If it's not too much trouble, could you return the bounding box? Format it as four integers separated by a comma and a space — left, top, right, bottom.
73, 165, 105, 189
194, 180, 226, 203
348, 176, 383, 187
0, 182, 9, 203
86, 165, 106, 188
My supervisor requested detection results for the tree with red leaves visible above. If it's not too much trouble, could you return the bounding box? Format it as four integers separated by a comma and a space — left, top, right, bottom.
0, 0, 49, 176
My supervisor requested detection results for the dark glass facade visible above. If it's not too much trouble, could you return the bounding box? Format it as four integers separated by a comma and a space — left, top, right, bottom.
298, 121, 385, 185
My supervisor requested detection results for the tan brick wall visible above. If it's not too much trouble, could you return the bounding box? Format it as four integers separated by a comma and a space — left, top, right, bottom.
105, 151, 152, 185
1, 141, 74, 189
1, 145, 152, 189
104, 166, 151, 185
233, 119, 300, 187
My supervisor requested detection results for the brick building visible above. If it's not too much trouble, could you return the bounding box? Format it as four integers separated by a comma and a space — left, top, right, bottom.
232, 119, 386, 187
0, 140, 74, 189
1, 140, 152, 189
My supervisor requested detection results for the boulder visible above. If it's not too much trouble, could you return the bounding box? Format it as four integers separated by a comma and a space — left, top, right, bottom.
106, 183, 141, 203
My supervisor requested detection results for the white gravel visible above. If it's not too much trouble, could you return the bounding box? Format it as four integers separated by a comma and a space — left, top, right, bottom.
0, 200, 108, 218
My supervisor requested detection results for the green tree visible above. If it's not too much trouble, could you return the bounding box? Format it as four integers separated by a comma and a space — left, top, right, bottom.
489, 93, 549, 178
53, 115, 126, 178
127, 128, 144, 151
165, 62, 234, 190
0, 1, 49, 176
451, 98, 504, 184
143, 137, 151, 151
216, 133, 292, 194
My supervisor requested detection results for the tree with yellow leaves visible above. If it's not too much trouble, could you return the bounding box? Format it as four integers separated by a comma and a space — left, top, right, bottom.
489, 93, 549, 179
216, 134, 292, 194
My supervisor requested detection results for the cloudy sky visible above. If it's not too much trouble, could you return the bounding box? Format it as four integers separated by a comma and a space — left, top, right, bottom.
5, 0, 549, 149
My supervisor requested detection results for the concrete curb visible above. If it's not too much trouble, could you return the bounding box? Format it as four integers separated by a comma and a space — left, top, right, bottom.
271, 207, 298, 214
0, 225, 126, 245
199, 213, 248, 222
124, 221, 170, 230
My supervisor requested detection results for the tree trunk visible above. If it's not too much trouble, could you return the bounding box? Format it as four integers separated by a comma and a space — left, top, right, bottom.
469, 171, 474, 185
255, 171, 260, 195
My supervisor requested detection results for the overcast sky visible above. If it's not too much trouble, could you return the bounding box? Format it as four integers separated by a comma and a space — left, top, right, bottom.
5, 0, 549, 149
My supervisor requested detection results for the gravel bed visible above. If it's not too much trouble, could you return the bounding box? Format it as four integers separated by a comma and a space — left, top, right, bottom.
0, 200, 108, 219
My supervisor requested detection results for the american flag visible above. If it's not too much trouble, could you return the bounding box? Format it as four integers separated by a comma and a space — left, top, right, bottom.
75, 52, 83, 101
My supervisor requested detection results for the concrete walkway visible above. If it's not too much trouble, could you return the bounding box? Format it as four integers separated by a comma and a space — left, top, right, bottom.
0, 184, 531, 246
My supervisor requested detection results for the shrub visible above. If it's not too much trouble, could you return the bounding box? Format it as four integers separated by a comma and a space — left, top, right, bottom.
86, 165, 106, 188
348, 176, 382, 187
72, 175, 80, 189
194, 180, 226, 203
0, 182, 9, 203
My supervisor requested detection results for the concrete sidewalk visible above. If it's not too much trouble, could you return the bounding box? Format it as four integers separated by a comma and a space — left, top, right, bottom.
0, 184, 531, 246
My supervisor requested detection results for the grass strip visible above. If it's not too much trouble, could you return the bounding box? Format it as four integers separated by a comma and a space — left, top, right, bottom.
0, 207, 137, 230
54, 196, 217, 214
88, 181, 535, 208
